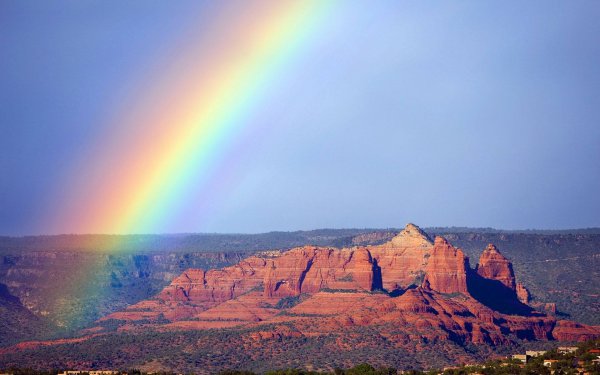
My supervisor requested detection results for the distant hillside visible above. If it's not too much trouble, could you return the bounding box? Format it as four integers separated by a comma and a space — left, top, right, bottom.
0, 283, 53, 346
2, 227, 599, 253
428, 227, 600, 235
0, 229, 375, 254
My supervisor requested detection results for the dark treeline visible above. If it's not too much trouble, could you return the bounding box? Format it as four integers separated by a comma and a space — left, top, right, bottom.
2, 339, 599, 375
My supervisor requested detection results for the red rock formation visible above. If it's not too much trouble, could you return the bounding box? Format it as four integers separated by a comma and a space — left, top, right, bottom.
369, 223, 433, 290
531, 302, 557, 314
104, 257, 272, 322
106, 245, 378, 322
476, 244, 516, 290
159, 256, 268, 306
516, 282, 530, 304
422, 237, 469, 294
552, 320, 600, 341
6, 223, 600, 374
264, 246, 376, 297
545, 303, 557, 314
94, 224, 599, 356
389, 223, 432, 248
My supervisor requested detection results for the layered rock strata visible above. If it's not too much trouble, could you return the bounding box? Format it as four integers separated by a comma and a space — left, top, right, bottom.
476, 244, 516, 290
97, 223, 599, 347
422, 237, 469, 294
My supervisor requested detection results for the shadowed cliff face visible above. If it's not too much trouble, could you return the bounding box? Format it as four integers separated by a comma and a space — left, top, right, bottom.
467, 272, 533, 315
476, 244, 516, 290
421, 236, 469, 294
429, 231, 600, 325
371, 258, 383, 290
467, 244, 533, 315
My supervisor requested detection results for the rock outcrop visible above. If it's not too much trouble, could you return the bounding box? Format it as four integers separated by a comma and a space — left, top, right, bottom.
114, 246, 380, 321
467, 244, 530, 315
159, 256, 268, 306
475, 244, 516, 290
368, 223, 433, 291
552, 320, 600, 341
264, 246, 376, 297
87, 224, 600, 360
422, 237, 469, 294
516, 282, 530, 304
389, 223, 433, 248
3, 225, 600, 372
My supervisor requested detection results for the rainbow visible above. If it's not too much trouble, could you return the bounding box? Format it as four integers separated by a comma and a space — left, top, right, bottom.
41, 1, 336, 328
48, 1, 335, 236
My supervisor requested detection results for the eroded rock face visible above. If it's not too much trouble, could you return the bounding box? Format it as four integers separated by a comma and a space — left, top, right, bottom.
159, 256, 268, 307
95, 223, 600, 353
476, 244, 516, 290
552, 320, 600, 341
156, 222, 435, 306
368, 223, 433, 291
422, 237, 469, 294
264, 246, 376, 298
516, 282, 530, 304
390, 223, 433, 248
531, 302, 557, 314
110, 245, 379, 321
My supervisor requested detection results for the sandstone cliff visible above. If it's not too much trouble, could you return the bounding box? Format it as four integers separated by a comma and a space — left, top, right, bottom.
422, 236, 469, 294
95, 223, 599, 350
368, 223, 433, 291
265, 246, 376, 297
475, 244, 516, 290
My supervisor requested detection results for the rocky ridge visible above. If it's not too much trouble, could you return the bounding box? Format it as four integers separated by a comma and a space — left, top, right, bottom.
95, 223, 599, 346
476, 244, 516, 290
422, 236, 469, 294
3, 223, 599, 374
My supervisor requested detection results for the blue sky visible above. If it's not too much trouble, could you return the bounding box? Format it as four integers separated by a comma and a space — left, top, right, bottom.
1, 1, 599, 234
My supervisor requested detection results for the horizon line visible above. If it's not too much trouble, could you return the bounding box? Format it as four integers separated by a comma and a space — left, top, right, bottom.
2, 225, 600, 238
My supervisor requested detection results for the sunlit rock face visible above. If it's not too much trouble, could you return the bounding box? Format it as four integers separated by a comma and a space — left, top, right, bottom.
421, 236, 470, 294
476, 244, 516, 290
79, 223, 599, 363
368, 223, 433, 291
